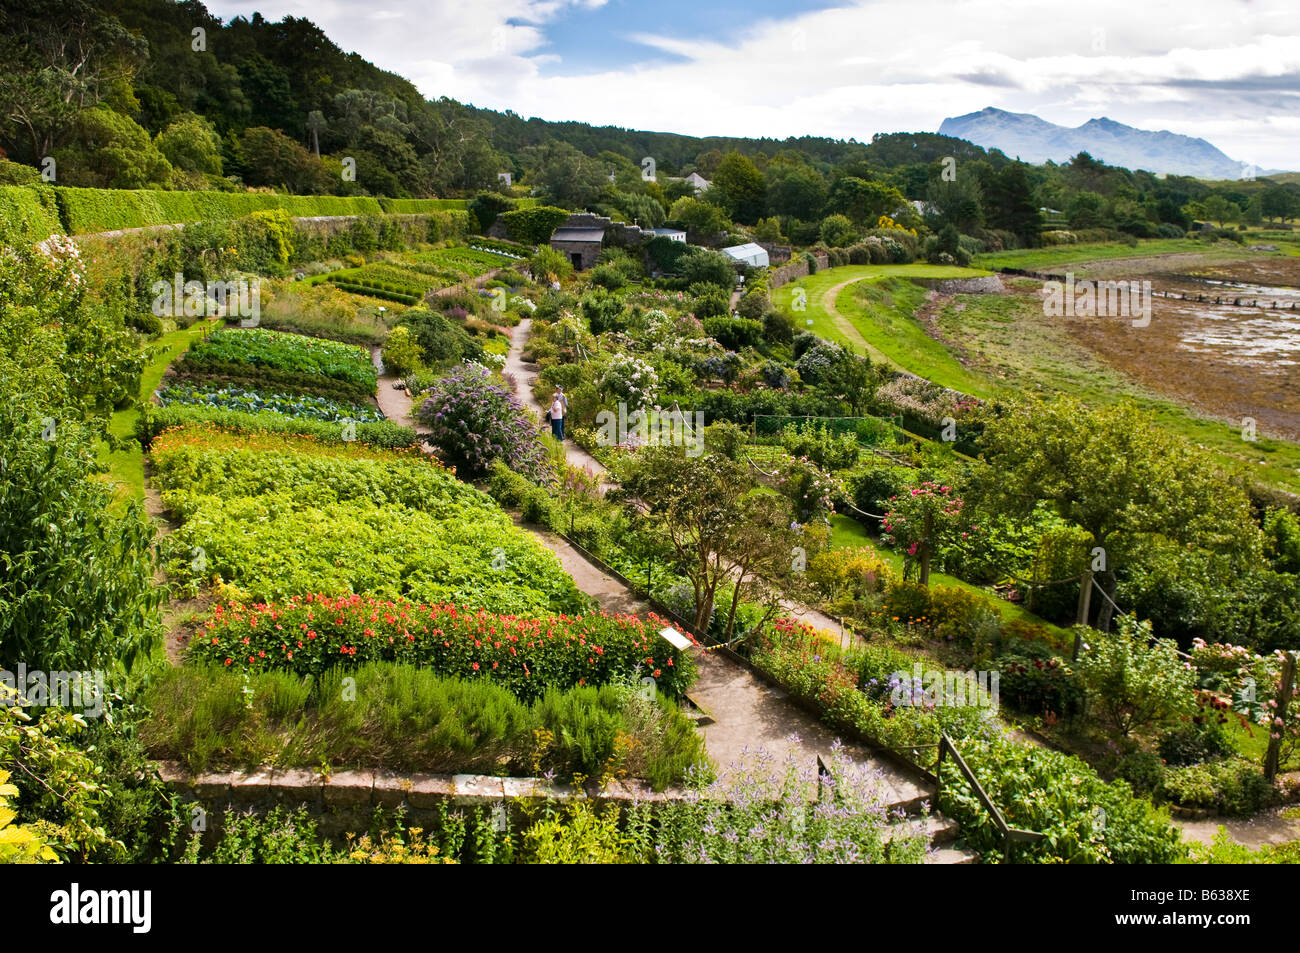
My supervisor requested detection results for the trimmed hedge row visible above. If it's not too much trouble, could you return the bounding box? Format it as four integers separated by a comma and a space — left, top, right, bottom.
377, 198, 539, 214
55, 187, 386, 234
0, 185, 62, 242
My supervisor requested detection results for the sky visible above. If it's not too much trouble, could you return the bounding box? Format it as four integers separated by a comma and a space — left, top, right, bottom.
208, 0, 1300, 170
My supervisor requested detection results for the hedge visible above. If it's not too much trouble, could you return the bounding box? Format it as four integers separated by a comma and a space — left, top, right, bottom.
501, 206, 570, 244
377, 197, 539, 215
0, 185, 62, 243
54, 187, 386, 234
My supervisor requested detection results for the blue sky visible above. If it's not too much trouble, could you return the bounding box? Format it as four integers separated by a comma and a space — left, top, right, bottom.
524, 0, 847, 75
208, 0, 1300, 169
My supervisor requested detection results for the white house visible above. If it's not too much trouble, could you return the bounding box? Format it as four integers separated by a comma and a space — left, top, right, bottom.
650, 227, 686, 242
497, 171, 513, 188
720, 242, 769, 267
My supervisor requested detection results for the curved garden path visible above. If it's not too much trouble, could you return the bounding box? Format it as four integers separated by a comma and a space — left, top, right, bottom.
819, 277, 874, 353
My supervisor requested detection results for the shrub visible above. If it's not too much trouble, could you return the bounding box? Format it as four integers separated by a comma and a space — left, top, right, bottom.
702, 316, 763, 350
381, 326, 424, 377
763, 309, 795, 344
501, 206, 570, 245
998, 650, 1084, 718
521, 486, 558, 529
1076, 617, 1196, 737
417, 363, 550, 479
939, 730, 1186, 863
1158, 722, 1234, 767
1159, 758, 1274, 815
487, 460, 534, 507
588, 263, 627, 290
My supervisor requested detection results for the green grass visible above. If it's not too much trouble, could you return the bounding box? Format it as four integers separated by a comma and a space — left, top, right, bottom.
971, 238, 1295, 272
100, 318, 217, 503
773, 263, 991, 377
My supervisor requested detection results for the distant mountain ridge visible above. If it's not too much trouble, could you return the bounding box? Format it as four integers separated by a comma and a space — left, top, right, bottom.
938, 107, 1248, 179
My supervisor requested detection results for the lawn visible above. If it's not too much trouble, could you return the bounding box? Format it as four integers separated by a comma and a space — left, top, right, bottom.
100, 318, 218, 504
772, 263, 992, 380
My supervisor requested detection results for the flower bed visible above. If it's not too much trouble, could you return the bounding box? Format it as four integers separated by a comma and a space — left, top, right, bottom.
183, 595, 697, 701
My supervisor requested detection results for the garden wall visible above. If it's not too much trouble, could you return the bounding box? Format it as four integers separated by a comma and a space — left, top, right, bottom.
769, 252, 829, 290
156, 762, 688, 843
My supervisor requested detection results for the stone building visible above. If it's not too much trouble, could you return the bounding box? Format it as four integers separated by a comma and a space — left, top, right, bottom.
549, 226, 606, 271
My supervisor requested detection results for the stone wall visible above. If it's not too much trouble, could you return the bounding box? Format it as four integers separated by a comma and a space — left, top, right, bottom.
157, 762, 687, 844
769, 252, 828, 290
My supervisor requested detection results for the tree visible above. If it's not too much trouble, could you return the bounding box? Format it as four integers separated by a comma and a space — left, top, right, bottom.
0, 0, 147, 164
977, 397, 1260, 630
1203, 193, 1239, 226
826, 176, 904, 225
619, 446, 796, 639
668, 196, 730, 238
1076, 616, 1195, 736
55, 105, 171, 188
240, 125, 330, 193
155, 112, 223, 176
709, 152, 766, 224
1260, 185, 1300, 223
925, 172, 983, 233
752, 216, 786, 243
982, 163, 1041, 245
881, 481, 966, 586
525, 141, 607, 208
765, 163, 827, 219
819, 213, 856, 247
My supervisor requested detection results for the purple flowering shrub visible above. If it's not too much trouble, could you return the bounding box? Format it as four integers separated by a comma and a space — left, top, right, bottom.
418, 363, 551, 480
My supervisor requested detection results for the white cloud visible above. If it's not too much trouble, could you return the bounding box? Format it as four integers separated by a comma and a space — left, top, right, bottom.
208, 0, 1300, 168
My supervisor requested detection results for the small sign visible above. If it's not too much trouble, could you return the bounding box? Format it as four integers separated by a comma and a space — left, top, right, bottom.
658, 626, 693, 651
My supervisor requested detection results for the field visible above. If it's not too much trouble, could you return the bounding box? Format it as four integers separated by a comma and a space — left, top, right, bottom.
774, 248, 1300, 494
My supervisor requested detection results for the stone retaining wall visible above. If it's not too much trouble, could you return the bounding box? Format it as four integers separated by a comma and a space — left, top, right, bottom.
911, 275, 1004, 294
157, 762, 687, 842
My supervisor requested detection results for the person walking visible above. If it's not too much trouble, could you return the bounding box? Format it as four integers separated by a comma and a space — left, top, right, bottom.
549, 387, 569, 441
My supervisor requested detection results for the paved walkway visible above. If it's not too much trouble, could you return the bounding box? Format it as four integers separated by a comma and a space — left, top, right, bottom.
502, 317, 608, 484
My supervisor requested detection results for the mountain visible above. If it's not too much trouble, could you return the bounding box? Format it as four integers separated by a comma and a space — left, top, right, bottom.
938, 107, 1246, 179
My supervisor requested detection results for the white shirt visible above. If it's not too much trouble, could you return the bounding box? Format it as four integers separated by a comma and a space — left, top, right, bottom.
550, 396, 566, 419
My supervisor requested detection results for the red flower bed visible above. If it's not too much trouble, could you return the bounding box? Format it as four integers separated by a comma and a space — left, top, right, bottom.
182, 593, 697, 701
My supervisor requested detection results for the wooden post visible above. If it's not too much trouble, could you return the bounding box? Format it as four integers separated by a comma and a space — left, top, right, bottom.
1265, 652, 1297, 781
1072, 570, 1093, 661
